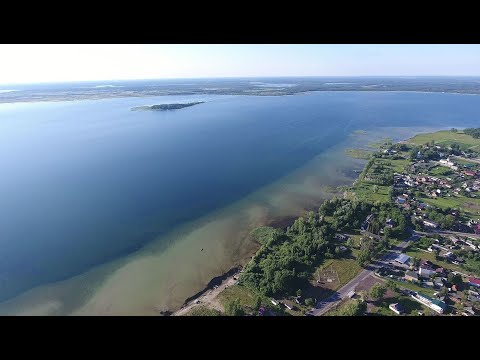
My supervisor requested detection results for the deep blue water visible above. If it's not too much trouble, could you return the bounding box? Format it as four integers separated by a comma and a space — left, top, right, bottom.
0, 91, 479, 302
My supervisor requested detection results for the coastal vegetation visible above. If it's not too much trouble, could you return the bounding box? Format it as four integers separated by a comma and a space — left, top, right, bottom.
327, 299, 366, 316
238, 196, 410, 298
131, 101, 204, 111
7, 78, 480, 104
186, 306, 222, 316
464, 128, 480, 139
409, 130, 480, 152
345, 148, 372, 159
186, 128, 480, 316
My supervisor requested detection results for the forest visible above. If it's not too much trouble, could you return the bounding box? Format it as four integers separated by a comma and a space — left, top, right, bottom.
239, 197, 410, 297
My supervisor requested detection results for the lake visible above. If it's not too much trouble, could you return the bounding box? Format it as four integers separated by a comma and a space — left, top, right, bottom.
0, 91, 479, 315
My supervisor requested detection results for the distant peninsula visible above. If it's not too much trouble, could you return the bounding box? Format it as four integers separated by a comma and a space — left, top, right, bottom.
131, 101, 205, 111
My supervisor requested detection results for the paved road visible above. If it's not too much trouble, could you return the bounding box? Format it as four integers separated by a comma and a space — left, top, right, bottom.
311, 234, 417, 316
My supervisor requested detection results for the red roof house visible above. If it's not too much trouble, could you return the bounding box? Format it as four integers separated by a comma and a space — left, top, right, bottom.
469, 277, 480, 288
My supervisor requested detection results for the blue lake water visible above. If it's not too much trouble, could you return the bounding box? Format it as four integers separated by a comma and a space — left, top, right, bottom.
0, 91, 480, 306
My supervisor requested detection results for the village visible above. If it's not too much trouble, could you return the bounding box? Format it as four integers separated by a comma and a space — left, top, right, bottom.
179, 130, 480, 317
351, 132, 480, 315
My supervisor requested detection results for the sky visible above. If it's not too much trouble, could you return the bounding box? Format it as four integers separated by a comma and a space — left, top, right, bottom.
1, 44, 480, 84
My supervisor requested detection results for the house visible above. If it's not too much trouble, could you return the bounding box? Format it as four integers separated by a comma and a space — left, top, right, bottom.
468, 277, 480, 288
449, 236, 460, 244
397, 196, 406, 204
423, 219, 440, 229
389, 303, 404, 315
405, 270, 419, 282
443, 252, 457, 261
361, 214, 376, 230
434, 277, 445, 288
465, 170, 476, 177
468, 289, 479, 296
465, 240, 477, 250
418, 267, 435, 279
395, 254, 411, 265
339, 246, 348, 253
385, 218, 396, 228
462, 307, 476, 316
412, 292, 447, 314
335, 234, 348, 241
421, 260, 436, 268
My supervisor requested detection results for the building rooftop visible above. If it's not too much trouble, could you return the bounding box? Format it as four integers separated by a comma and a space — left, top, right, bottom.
395, 254, 411, 264
469, 277, 480, 286
405, 270, 419, 279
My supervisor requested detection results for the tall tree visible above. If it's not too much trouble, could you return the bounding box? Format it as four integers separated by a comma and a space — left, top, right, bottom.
369, 283, 387, 301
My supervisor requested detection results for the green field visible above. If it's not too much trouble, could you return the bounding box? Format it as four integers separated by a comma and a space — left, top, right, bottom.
455, 158, 479, 167
375, 158, 411, 173
345, 148, 372, 159
369, 294, 431, 316
420, 196, 464, 209
429, 165, 454, 177
350, 181, 391, 203
314, 258, 363, 290
420, 195, 480, 220
216, 284, 260, 309
409, 130, 480, 150
390, 278, 436, 297
405, 248, 467, 274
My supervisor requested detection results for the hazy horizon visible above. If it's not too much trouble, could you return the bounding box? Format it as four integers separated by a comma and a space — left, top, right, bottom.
3, 75, 480, 87
2, 44, 480, 85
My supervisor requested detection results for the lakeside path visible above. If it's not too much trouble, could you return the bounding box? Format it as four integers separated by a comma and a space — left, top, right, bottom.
312, 233, 418, 316
172, 275, 238, 316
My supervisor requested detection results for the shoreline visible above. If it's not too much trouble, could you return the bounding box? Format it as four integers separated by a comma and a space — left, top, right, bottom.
0, 125, 447, 315
171, 267, 242, 316
169, 191, 344, 315
2, 89, 480, 106
169, 129, 436, 316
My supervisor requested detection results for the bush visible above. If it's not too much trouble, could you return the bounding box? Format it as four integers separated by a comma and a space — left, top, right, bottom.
225, 299, 245, 316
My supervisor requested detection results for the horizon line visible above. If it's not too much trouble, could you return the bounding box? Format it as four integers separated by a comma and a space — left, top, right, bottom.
3, 75, 480, 87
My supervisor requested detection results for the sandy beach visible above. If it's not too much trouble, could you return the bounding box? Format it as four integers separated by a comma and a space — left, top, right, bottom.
173, 274, 240, 316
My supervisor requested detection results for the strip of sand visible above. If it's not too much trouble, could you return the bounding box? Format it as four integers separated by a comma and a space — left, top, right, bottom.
172, 272, 240, 316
